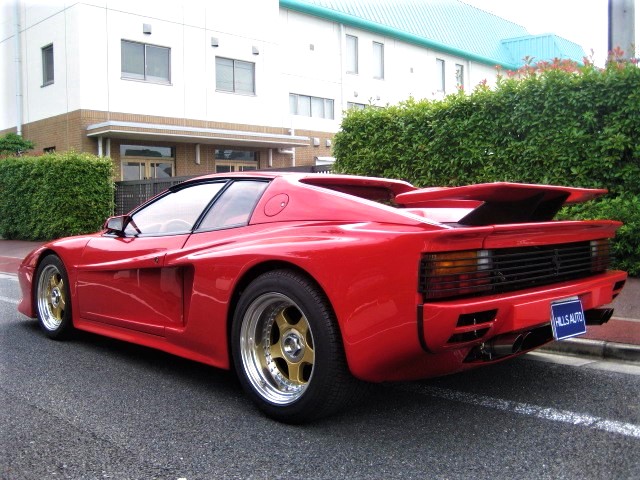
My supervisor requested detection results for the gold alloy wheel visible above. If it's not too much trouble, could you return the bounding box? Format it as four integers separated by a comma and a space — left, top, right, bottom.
240, 292, 315, 405
36, 264, 67, 331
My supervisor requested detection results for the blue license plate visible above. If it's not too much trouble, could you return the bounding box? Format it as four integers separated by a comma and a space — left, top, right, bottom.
550, 297, 586, 340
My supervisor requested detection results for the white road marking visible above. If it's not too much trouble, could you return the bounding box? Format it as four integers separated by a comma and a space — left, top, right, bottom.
0, 273, 18, 281
526, 351, 640, 376
0, 295, 18, 305
612, 316, 640, 323
401, 384, 640, 439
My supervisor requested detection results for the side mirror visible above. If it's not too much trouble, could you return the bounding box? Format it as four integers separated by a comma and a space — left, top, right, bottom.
104, 215, 129, 236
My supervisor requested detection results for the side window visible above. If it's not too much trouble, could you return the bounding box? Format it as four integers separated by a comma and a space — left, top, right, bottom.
436, 58, 445, 93
42, 44, 54, 86
124, 182, 225, 236
216, 57, 255, 94
346, 34, 358, 74
373, 41, 384, 79
197, 181, 268, 231
121, 40, 171, 83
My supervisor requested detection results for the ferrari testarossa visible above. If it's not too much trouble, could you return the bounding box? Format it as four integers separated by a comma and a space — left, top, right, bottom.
18, 172, 627, 422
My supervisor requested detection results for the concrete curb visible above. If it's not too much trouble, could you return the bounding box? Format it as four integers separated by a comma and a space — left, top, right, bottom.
540, 338, 640, 363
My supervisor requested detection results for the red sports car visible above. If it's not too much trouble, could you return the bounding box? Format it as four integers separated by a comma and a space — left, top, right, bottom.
18, 173, 627, 423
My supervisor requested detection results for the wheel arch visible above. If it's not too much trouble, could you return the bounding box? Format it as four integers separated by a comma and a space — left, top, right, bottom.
225, 260, 341, 367
29, 249, 61, 294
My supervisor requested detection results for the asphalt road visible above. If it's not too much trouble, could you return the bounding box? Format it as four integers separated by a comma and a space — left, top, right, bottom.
1, 273, 639, 480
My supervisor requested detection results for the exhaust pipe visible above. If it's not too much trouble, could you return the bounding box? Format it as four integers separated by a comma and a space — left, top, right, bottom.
584, 308, 614, 325
487, 332, 529, 357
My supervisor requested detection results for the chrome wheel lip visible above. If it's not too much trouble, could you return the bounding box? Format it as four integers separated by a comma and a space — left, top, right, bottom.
36, 264, 65, 331
239, 292, 315, 406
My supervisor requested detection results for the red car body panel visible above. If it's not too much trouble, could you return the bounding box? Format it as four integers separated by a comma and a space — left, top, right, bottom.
18, 173, 627, 382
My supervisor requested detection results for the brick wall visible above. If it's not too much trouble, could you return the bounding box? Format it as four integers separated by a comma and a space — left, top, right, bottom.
10, 109, 336, 177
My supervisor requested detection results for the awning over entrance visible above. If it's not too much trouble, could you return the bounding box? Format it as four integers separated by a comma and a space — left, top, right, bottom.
86, 120, 310, 148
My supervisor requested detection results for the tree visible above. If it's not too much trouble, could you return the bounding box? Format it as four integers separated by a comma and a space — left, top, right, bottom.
0, 133, 35, 157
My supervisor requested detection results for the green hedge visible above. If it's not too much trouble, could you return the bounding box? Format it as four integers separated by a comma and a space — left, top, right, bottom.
0, 152, 114, 240
558, 194, 640, 276
333, 60, 640, 274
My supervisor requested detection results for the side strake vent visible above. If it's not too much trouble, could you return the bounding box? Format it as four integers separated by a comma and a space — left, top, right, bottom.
420, 240, 612, 301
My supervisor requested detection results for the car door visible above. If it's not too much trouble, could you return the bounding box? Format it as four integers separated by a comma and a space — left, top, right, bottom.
76, 181, 227, 335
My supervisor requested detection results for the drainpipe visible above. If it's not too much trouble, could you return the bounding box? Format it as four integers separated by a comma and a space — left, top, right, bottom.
339, 23, 345, 113
14, 0, 23, 136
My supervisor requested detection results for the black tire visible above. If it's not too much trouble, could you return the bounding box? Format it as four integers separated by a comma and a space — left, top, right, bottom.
231, 269, 361, 423
34, 255, 73, 339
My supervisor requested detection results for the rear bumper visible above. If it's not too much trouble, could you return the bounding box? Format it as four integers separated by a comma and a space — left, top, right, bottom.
348, 271, 626, 382
420, 270, 627, 353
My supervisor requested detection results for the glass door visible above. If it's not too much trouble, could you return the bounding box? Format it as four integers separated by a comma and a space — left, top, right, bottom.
120, 145, 175, 180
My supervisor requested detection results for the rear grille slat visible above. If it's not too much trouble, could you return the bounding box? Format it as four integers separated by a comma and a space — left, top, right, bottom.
420, 240, 612, 301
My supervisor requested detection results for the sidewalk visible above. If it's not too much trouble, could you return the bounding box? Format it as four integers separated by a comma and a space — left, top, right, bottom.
1, 239, 638, 362
0, 240, 45, 275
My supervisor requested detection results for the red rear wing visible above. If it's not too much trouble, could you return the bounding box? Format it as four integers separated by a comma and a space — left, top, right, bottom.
395, 183, 608, 226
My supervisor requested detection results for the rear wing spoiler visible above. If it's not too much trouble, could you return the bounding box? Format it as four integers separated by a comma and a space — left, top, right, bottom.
395, 182, 607, 226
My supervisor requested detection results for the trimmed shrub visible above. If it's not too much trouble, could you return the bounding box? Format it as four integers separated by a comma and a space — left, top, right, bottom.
558, 195, 640, 276
333, 59, 640, 274
0, 152, 114, 240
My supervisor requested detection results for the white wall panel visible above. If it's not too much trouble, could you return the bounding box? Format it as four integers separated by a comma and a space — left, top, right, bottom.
23, 8, 67, 122
2, 0, 504, 136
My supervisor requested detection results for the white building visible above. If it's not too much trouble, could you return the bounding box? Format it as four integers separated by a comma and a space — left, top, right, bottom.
0, 0, 584, 180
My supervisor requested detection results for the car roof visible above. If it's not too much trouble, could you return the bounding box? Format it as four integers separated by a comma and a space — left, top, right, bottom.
187, 171, 416, 195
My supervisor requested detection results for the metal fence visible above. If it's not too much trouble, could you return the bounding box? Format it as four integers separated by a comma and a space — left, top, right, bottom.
114, 176, 194, 215
113, 165, 334, 215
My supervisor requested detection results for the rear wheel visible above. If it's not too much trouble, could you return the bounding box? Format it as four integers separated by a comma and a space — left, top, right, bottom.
232, 270, 360, 423
34, 255, 73, 339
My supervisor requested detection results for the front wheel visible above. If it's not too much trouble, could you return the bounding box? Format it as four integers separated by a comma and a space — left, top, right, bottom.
231, 270, 361, 423
34, 255, 73, 339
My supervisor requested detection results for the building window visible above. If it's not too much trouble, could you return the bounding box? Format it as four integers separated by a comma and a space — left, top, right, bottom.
120, 144, 174, 180
216, 57, 255, 94
289, 94, 334, 119
346, 35, 358, 74
373, 42, 384, 79
455, 63, 464, 89
121, 40, 170, 83
347, 102, 366, 110
42, 44, 54, 86
436, 58, 445, 92
215, 149, 258, 173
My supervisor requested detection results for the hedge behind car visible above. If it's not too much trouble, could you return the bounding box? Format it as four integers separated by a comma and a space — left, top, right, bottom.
0, 152, 114, 240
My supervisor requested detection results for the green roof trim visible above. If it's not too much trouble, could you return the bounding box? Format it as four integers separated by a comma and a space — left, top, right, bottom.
280, 0, 520, 69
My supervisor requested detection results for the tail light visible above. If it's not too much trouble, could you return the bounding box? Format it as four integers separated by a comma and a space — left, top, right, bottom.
590, 239, 611, 272
420, 250, 492, 300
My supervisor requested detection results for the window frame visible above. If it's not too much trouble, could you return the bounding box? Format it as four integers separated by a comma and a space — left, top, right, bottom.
289, 93, 334, 120
346, 34, 359, 74
436, 58, 446, 93
120, 144, 175, 181
455, 63, 464, 90
214, 149, 258, 173
347, 102, 366, 110
196, 179, 269, 232
215, 57, 256, 95
42, 44, 54, 86
121, 39, 171, 84
373, 41, 384, 79
122, 180, 228, 237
